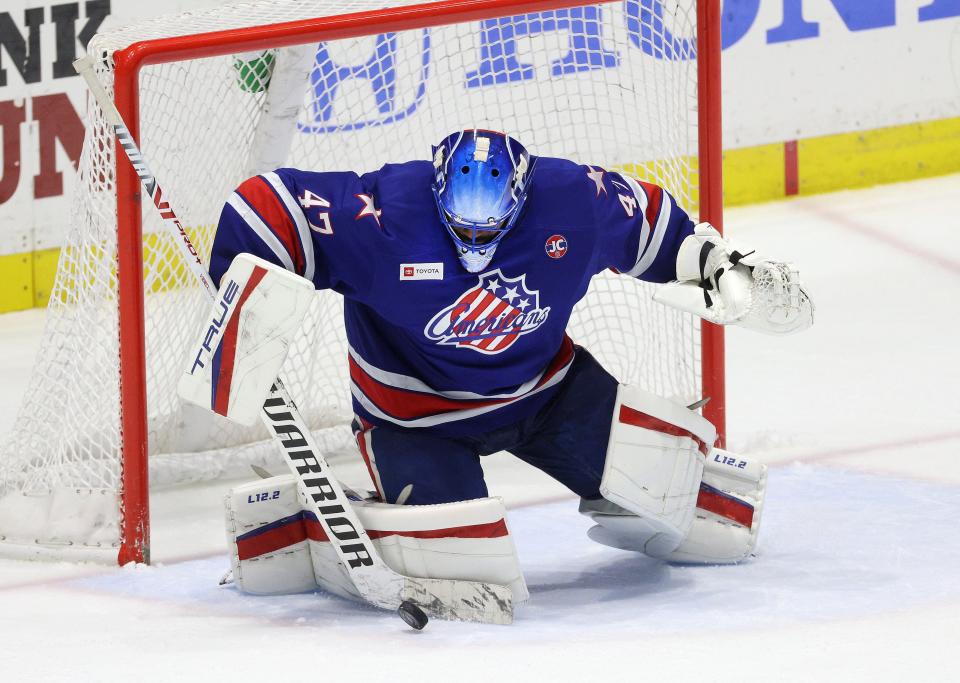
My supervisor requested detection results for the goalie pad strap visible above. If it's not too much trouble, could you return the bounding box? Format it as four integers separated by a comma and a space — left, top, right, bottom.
728, 249, 755, 267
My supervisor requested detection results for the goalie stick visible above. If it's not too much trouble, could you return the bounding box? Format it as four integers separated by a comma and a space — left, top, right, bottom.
74, 55, 513, 627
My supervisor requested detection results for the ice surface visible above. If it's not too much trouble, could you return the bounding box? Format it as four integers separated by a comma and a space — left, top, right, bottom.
1, 175, 958, 681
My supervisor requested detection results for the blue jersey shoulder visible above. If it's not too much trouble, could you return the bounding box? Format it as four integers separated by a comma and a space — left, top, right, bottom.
519, 156, 694, 282
263, 163, 446, 295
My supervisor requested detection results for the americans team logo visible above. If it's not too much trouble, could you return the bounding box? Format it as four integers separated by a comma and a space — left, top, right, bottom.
545, 234, 567, 259
424, 269, 551, 354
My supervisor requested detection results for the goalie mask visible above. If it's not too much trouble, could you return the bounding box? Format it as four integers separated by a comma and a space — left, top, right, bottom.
431, 130, 534, 273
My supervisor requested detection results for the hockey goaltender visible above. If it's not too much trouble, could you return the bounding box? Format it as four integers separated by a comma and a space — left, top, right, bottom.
178, 129, 813, 623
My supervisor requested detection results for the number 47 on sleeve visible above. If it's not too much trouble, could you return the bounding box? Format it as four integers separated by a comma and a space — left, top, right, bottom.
299, 189, 333, 234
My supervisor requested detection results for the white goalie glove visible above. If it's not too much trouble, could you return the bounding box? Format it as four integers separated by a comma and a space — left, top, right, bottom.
654, 223, 814, 334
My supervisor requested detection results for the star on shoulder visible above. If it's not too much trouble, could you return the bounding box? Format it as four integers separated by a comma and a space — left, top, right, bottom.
586, 166, 607, 197
354, 193, 382, 227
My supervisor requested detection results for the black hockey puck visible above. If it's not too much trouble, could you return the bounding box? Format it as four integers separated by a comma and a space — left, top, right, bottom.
397, 600, 429, 630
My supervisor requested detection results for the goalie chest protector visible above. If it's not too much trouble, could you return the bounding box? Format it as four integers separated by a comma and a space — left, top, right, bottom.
210, 158, 694, 436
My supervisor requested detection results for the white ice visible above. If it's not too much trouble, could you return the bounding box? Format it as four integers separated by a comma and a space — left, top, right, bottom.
1, 175, 958, 682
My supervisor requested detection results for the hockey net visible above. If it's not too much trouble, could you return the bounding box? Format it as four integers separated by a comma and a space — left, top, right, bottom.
0, 0, 720, 561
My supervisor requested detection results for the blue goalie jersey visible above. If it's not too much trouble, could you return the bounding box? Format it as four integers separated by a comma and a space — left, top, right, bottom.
210, 158, 695, 436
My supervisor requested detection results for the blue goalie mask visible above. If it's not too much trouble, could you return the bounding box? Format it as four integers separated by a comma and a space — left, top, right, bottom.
431, 130, 534, 273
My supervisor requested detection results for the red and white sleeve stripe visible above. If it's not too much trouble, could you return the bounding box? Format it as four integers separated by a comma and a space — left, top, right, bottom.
624, 177, 673, 278
229, 174, 315, 279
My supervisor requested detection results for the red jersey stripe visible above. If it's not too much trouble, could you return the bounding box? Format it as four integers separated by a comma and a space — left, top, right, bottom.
236, 176, 304, 274
349, 356, 514, 420
350, 334, 576, 422
637, 179, 663, 235
536, 334, 575, 387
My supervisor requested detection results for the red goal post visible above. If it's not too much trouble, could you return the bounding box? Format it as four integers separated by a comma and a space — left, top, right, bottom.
1, 0, 724, 565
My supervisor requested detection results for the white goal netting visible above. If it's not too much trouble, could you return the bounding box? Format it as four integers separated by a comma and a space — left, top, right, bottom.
0, 0, 705, 559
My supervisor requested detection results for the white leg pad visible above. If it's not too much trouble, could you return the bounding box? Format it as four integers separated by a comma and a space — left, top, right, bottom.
595, 384, 716, 555
225, 475, 528, 603
664, 449, 767, 564
223, 476, 319, 595
583, 448, 767, 564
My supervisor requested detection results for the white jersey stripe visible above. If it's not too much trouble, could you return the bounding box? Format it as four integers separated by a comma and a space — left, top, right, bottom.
262, 172, 316, 282
227, 193, 296, 272
348, 345, 548, 400
623, 175, 652, 275
627, 186, 673, 278
349, 359, 572, 428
